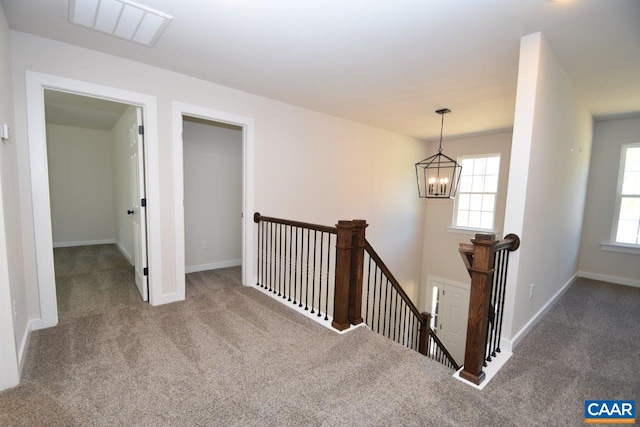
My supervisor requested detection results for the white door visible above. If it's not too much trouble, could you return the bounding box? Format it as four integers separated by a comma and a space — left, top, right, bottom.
434, 281, 470, 365
130, 107, 148, 301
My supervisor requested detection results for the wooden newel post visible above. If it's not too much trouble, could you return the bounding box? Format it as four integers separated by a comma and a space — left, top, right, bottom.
333, 221, 355, 331
418, 312, 432, 356
349, 220, 368, 325
460, 233, 498, 385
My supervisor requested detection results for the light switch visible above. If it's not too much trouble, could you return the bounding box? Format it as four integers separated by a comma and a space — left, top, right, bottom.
0, 124, 8, 140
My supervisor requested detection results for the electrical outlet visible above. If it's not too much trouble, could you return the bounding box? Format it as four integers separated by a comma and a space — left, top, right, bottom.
12, 300, 17, 322
202, 240, 208, 250
529, 283, 535, 300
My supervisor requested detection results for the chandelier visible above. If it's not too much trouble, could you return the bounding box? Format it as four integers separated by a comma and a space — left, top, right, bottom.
415, 108, 462, 199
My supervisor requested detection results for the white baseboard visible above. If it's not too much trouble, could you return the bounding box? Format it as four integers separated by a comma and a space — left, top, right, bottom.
251, 283, 366, 335
578, 271, 640, 289
53, 238, 115, 248
505, 273, 577, 351
453, 349, 513, 390
17, 320, 33, 373
115, 240, 134, 266
186, 259, 242, 274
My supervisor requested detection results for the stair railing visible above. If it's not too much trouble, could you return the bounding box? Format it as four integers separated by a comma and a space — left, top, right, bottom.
363, 240, 459, 370
254, 213, 459, 371
458, 233, 520, 385
254, 213, 338, 322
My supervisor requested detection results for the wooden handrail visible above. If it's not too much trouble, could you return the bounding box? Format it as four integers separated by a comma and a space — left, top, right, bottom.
254, 212, 460, 371
365, 240, 459, 370
254, 212, 338, 234
364, 240, 422, 319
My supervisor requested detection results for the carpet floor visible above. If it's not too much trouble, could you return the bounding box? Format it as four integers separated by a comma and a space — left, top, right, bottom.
0, 245, 638, 426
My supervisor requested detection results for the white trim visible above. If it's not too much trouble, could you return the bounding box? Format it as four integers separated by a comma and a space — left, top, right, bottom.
600, 242, 640, 256
446, 226, 501, 236
52, 238, 116, 248
186, 259, 242, 274
452, 153, 501, 231
504, 273, 577, 351
578, 271, 640, 289
424, 275, 470, 314
453, 349, 513, 390
25, 71, 163, 328
252, 284, 365, 335
0, 170, 20, 390
172, 101, 255, 296
610, 143, 640, 246
17, 320, 33, 372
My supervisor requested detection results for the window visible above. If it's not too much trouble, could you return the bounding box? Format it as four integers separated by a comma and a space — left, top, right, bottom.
453, 154, 500, 231
613, 144, 640, 246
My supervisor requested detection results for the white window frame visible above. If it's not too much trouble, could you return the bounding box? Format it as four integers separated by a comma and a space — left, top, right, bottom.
451, 153, 501, 233
608, 142, 640, 252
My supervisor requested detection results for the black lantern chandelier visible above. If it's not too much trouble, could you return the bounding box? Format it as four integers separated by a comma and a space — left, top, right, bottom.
415, 108, 462, 199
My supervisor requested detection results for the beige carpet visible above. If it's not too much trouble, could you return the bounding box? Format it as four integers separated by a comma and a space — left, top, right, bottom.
0, 245, 638, 426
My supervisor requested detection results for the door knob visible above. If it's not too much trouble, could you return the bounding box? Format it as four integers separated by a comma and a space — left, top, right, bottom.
127, 210, 134, 215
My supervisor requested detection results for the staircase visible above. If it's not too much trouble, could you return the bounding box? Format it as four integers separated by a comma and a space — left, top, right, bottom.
254, 213, 459, 370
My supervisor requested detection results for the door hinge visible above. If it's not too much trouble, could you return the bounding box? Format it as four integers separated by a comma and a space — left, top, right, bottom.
141, 198, 146, 207
138, 125, 144, 135
143, 267, 148, 276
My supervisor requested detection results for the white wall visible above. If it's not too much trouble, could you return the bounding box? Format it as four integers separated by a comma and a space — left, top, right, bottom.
578, 116, 640, 286
419, 131, 512, 310
502, 32, 593, 348
46, 124, 115, 246
0, 3, 21, 390
183, 119, 242, 272
111, 106, 136, 262
10, 32, 426, 323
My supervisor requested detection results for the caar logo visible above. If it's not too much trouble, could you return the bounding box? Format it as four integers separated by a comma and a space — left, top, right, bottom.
585, 400, 635, 424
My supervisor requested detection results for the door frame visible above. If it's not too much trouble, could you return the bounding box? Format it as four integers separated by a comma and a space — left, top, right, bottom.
172, 101, 255, 292
25, 71, 162, 329
0, 171, 19, 390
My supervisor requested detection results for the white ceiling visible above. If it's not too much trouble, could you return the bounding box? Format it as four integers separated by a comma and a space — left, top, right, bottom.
3, 0, 640, 140
44, 89, 130, 130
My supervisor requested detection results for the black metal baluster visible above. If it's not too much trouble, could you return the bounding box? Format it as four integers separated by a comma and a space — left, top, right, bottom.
311, 230, 317, 314
304, 228, 310, 310
268, 222, 273, 292
395, 292, 401, 343
257, 220, 262, 287
376, 267, 383, 334
371, 261, 378, 330
293, 227, 298, 305
496, 250, 510, 353
382, 279, 389, 338
278, 223, 284, 296
365, 254, 372, 325
391, 288, 397, 341
489, 251, 499, 357
401, 304, 406, 346
324, 233, 331, 321
263, 221, 267, 288
490, 250, 503, 357
287, 225, 292, 301
410, 315, 416, 351
317, 232, 324, 317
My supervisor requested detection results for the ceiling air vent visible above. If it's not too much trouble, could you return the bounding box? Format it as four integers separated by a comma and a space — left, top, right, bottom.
68, 0, 173, 47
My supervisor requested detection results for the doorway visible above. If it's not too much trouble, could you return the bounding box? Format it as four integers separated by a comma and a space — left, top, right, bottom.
429, 278, 470, 366
182, 116, 243, 276
44, 90, 149, 319
26, 72, 162, 330
171, 102, 255, 294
